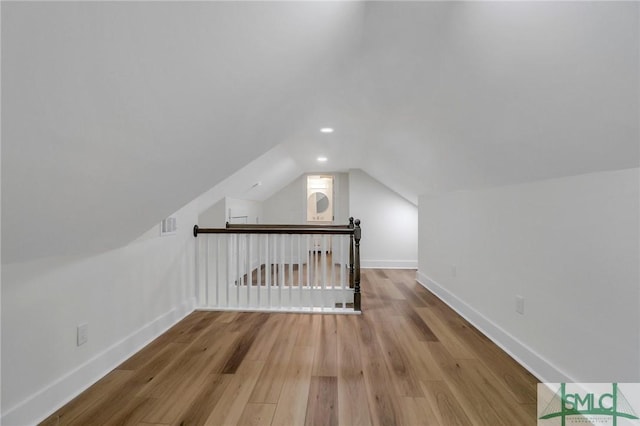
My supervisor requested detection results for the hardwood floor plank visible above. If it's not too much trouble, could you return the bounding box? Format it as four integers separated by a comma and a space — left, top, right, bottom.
396, 300, 440, 342
126, 341, 192, 396
118, 312, 213, 371
244, 314, 286, 362
311, 315, 338, 377
420, 381, 475, 426
374, 269, 388, 279
356, 315, 403, 426
170, 373, 232, 426
337, 315, 372, 426
393, 280, 427, 308
101, 397, 156, 426
372, 308, 424, 397
453, 358, 534, 425
433, 304, 538, 404
304, 376, 338, 426
138, 330, 241, 424
386, 269, 441, 308
400, 396, 442, 426
221, 313, 269, 374
40, 269, 538, 426
137, 326, 234, 400
174, 312, 226, 344
237, 403, 276, 426
427, 342, 511, 426
295, 314, 321, 348
140, 372, 214, 424
415, 307, 475, 359
59, 341, 190, 425
271, 346, 315, 426
389, 315, 444, 382
360, 270, 394, 314
203, 361, 265, 426
248, 315, 301, 404
39, 369, 135, 425
369, 272, 405, 301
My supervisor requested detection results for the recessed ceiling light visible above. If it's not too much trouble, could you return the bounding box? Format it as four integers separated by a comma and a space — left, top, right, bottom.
320, 128, 334, 133
317, 156, 328, 162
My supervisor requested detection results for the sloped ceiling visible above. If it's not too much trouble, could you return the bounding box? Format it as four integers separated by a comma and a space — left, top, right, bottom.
1, 1, 364, 262
280, 2, 639, 202
2, 2, 638, 263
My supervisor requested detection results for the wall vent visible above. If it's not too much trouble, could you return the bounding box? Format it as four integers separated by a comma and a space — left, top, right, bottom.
160, 216, 177, 236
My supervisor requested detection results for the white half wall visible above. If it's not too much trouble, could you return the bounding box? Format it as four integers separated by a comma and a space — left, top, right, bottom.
418, 168, 640, 383
349, 169, 418, 269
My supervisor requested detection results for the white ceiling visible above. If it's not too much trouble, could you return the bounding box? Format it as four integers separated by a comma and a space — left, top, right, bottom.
2, 2, 638, 263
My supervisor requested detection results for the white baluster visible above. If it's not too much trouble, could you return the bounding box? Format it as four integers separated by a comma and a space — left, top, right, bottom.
205, 235, 210, 307
266, 234, 271, 309
236, 234, 241, 307
246, 234, 251, 308
289, 234, 293, 308
298, 234, 302, 310
215, 236, 220, 307
307, 234, 312, 310
195, 234, 200, 305
226, 234, 231, 308
278, 235, 282, 299
322, 234, 327, 308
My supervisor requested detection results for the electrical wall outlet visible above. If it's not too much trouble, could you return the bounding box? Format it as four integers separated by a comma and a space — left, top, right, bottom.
77, 323, 88, 346
515, 296, 525, 315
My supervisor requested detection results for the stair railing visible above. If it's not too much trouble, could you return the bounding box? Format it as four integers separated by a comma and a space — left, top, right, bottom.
193, 218, 361, 313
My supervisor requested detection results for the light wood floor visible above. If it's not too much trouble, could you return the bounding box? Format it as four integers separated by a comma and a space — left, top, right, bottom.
40, 269, 539, 426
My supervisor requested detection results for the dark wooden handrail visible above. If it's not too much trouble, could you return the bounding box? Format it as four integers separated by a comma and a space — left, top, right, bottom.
225, 223, 352, 229
194, 226, 353, 236
225, 217, 354, 230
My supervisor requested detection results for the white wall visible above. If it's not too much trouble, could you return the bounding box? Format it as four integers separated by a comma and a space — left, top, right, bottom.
1, 205, 198, 426
226, 198, 263, 225
417, 167, 640, 383
198, 197, 263, 227
348, 169, 418, 269
1, 103, 3, 424
262, 175, 305, 224
198, 198, 226, 228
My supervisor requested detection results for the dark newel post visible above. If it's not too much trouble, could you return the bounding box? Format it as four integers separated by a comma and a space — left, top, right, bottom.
354, 219, 361, 311
349, 217, 355, 289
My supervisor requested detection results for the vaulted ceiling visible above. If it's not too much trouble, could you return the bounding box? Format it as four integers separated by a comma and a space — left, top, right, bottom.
2, 1, 638, 263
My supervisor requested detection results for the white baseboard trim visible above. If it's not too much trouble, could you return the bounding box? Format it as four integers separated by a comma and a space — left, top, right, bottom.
361, 259, 417, 269
3, 298, 196, 426
415, 271, 576, 384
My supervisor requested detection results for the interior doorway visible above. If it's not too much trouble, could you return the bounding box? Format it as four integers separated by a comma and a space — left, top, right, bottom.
306, 175, 333, 223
